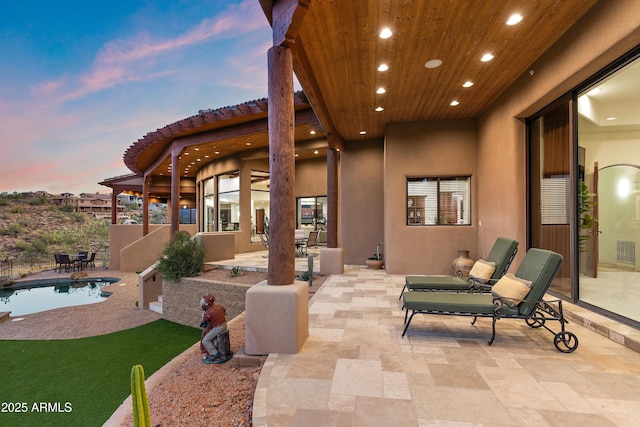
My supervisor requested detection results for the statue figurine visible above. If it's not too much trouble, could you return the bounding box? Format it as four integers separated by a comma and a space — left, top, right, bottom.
199, 293, 233, 364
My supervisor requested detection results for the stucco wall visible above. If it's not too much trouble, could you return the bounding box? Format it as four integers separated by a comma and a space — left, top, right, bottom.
339, 139, 385, 265
477, 0, 640, 270
384, 120, 479, 274
109, 224, 166, 270
295, 157, 327, 198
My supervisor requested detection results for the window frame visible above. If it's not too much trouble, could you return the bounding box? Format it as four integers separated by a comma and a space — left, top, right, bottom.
406, 176, 471, 226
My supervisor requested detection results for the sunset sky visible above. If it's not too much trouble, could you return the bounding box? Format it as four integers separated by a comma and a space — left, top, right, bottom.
0, 0, 280, 195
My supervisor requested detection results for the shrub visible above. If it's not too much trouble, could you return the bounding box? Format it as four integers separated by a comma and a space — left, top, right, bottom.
230, 266, 245, 277
156, 232, 205, 281
28, 196, 48, 205
0, 223, 23, 237
10, 205, 26, 214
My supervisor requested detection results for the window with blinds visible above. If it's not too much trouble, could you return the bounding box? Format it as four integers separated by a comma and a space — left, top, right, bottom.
540, 175, 570, 224
407, 177, 471, 225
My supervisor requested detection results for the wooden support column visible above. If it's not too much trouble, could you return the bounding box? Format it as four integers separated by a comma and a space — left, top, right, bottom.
326, 147, 339, 248
170, 147, 180, 238
142, 175, 150, 236
267, 45, 296, 285
111, 190, 118, 224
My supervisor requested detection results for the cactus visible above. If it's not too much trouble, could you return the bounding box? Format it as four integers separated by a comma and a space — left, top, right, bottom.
130, 364, 151, 427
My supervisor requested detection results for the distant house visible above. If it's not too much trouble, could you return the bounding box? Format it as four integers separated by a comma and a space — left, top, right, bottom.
48, 192, 124, 218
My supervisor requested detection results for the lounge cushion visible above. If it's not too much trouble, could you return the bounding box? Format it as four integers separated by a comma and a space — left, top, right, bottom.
491, 274, 531, 307
403, 291, 496, 315
404, 237, 519, 292
405, 275, 468, 291
468, 259, 496, 283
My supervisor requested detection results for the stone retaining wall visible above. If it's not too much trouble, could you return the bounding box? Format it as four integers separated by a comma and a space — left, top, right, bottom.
162, 277, 252, 328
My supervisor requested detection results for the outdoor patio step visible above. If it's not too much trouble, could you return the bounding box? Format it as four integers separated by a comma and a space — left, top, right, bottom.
0, 311, 10, 323
149, 298, 163, 315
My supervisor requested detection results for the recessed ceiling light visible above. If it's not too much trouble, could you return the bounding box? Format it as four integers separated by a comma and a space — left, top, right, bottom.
450, 100, 460, 106
360, 131, 367, 135
313, 150, 319, 154
375, 106, 384, 112
463, 81, 474, 88
506, 14, 523, 26
481, 53, 494, 62
205, 155, 209, 158
310, 130, 316, 135
425, 59, 443, 69
376, 87, 386, 94
378, 63, 389, 72
606, 117, 617, 121
246, 142, 251, 146
194, 147, 200, 151
295, 153, 299, 157
215, 151, 220, 155
379, 27, 392, 39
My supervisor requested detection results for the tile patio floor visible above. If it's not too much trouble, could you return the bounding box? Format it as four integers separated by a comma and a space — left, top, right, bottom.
212, 250, 640, 426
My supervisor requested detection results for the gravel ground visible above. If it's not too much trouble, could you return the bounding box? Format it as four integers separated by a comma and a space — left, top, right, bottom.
117, 313, 259, 427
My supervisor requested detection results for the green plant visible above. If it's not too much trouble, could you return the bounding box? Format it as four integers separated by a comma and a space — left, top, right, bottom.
230, 266, 245, 277
131, 365, 151, 427
10, 205, 26, 214
0, 223, 23, 237
28, 196, 48, 205
368, 242, 384, 260
578, 180, 597, 252
156, 231, 206, 281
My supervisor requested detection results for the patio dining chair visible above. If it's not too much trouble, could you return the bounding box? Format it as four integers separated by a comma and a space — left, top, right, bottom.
298, 230, 319, 256
81, 252, 96, 270
57, 254, 76, 272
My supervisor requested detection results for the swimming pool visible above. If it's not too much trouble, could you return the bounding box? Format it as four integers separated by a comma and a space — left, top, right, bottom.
0, 277, 120, 316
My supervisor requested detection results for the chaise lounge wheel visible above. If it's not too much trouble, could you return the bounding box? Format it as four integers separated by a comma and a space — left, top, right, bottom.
526, 316, 545, 328
553, 331, 579, 353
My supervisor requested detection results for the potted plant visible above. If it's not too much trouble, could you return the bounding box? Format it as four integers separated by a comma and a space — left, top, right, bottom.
578, 180, 597, 253
366, 242, 384, 269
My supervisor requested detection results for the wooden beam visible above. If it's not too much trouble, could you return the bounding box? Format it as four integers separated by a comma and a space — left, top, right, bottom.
326, 147, 339, 248
267, 45, 296, 285
272, 0, 310, 47
170, 146, 181, 238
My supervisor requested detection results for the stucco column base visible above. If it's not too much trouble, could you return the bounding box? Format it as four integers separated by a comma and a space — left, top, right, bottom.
320, 247, 344, 275
245, 280, 309, 355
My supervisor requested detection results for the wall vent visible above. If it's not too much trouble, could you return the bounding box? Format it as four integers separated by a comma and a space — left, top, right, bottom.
616, 240, 635, 264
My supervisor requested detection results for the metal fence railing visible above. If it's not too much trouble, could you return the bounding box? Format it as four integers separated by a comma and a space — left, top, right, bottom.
1, 250, 110, 278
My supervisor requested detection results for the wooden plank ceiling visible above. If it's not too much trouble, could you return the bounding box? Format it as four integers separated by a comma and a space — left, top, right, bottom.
291, 0, 598, 141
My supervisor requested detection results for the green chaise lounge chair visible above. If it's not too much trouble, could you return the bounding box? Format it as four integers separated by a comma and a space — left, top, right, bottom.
401, 248, 578, 353
400, 237, 519, 298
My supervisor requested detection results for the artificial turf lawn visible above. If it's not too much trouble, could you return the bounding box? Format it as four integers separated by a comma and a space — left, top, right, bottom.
0, 319, 200, 427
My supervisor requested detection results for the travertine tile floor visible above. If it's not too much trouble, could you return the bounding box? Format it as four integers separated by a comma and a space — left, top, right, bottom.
251, 265, 640, 427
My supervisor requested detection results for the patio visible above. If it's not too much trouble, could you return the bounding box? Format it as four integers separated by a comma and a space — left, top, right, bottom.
208, 250, 640, 426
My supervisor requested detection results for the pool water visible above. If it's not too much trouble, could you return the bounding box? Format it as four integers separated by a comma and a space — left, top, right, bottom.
0, 278, 119, 316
